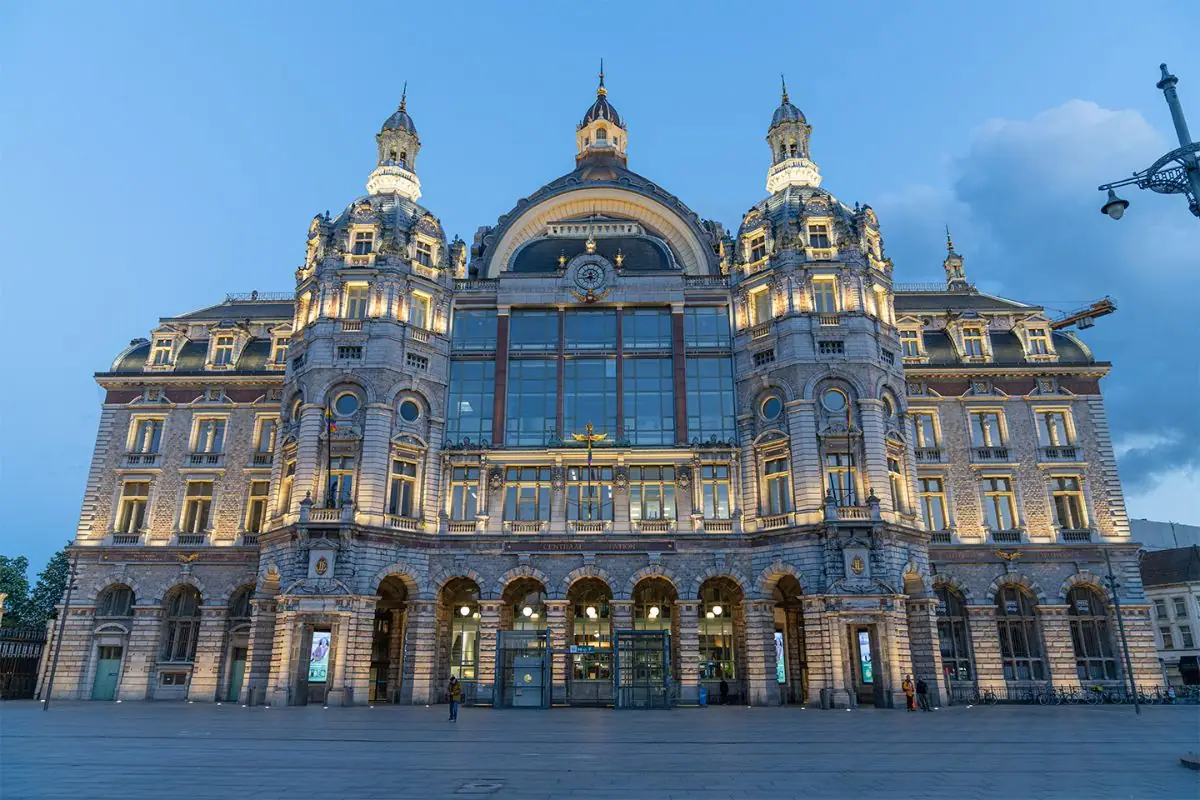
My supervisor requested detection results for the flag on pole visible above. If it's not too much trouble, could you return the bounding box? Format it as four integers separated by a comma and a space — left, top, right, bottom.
325, 406, 337, 434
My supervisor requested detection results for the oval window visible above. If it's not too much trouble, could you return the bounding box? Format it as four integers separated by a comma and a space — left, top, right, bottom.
399, 399, 421, 422
761, 396, 783, 421
821, 388, 847, 413
334, 392, 360, 417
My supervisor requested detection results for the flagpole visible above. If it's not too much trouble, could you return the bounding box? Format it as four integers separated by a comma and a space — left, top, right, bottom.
325, 407, 334, 507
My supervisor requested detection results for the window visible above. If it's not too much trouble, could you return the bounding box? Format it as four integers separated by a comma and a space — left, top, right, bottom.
563, 359, 617, 437
212, 336, 235, 366
503, 467, 552, 521
387, 460, 418, 517
245, 481, 270, 533
936, 588, 973, 681
913, 413, 939, 449
1051, 477, 1087, 530
333, 392, 360, 417
1153, 599, 1168, 619
447, 360, 495, 444
571, 582, 612, 682
621, 309, 672, 350
326, 456, 355, 508
337, 345, 363, 360
97, 585, 134, 618
629, 466, 676, 521
761, 396, 783, 420
1068, 587, 1117, 680
415, 240, 433, 266
449, 467, 480, 521
812, 279, 838, 313
700, 464, 731, 520
278, 461, 296, 514
271, 338, 288, 365
888, 456, 905, 513
1027, 327, 1050, 355
182, 481, 213, 533
565, 310, 617, 351
595, 126, 607, 141
451, 310, 497, 351
567, 466, 613, 521
446, 581, 479, 681
130, 418, 163, 453
996, 586, 1045, 681
117, 481, 150, 533
633, 582, 672, 633
1035, 411, 1072, 447
344, 286, 369, 319
962, 327, 985, 357
409, 292, 431, 329
919, 478, 948, 531
683, 307, 731, 348
818, 340, 844, 356
506, 359, 558, 446
749, 235, 767, 262
824, 453, 857, 506
151, 338, 173, 366
622, 358, 674, 445
255, 418, 277, 453
750, 288, 772, 325
763, 456, 792, 515
1181, 625, 1195, 649
398, 399, 421, 422
880, 348, 895, 366
159, 671, 188, 686
698, 583, 737, 680
807, 224, 830, 249
351, 230, 374, 255
1160, 627, 1174, 650
969, 411, 1005, 447
1173, 597, 1188, 618
821, 388, 848, 414
509, 310, 559, 351
753, 349, 776, 367
686, 358, 736, 442
899, 330, 921, 358
981, 477, 1017, 531
161, 586, 202, 662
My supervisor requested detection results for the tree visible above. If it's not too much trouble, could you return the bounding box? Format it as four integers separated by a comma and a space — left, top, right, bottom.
0, 555, 31, 627
24, 545, 72, 627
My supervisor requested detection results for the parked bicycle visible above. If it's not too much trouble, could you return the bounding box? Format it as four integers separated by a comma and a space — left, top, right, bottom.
1085, 684, 1127, 704
967, 688, 999, 705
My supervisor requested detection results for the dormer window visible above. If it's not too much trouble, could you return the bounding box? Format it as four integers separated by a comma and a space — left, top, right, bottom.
1027, 327, 1050, 355
596, 127, 607, 141
808, 224, 830, 248
271, 337, 289, 365
212, 336, 235, 367
150, 338, 173, 366
352, 231, 374, 256
749, 235, 766, 263
899, 330, 921, 358
345, 285, 369, 319
416, 240, 434, 267
962, 327, 985, 357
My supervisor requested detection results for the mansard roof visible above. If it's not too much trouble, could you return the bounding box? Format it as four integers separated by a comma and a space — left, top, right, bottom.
172, 299, 295, 321
893, 289, 1034, 313
1142, 545, 1200, 587
918, 330, 1093, 366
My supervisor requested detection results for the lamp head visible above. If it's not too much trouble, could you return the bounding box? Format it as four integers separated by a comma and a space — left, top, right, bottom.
1101, 188, 1129, 220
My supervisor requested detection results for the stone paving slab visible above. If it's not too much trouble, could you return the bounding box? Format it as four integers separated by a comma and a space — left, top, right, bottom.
1, 702, 1197, 799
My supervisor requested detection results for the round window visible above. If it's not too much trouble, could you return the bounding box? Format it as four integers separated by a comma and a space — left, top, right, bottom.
399, 399, 421, 422
761, 396, 783, 421
821, 388, 847, 413
334, 392, 360, 417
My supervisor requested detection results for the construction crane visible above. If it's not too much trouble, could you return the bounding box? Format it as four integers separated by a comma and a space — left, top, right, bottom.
1049, 297, 1117, 330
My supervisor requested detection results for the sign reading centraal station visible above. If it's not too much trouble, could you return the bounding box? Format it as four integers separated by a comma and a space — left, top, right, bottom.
502, 540, 675, 553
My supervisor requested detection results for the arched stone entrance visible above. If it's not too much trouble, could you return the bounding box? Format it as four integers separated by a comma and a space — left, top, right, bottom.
567, 577, 613, 706
697, 577, 745, 705
773, 575, 806, 704
438, 578, 481, 704
369, 576, 408, 703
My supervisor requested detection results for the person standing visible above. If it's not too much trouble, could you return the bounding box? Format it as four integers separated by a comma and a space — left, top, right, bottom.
448, 676, 462, 722
916, 677, 931, 711
719, 678, 730, 706
902, 675, 916, 711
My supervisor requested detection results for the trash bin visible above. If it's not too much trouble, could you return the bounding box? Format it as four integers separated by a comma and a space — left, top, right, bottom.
698, 687, 708, 707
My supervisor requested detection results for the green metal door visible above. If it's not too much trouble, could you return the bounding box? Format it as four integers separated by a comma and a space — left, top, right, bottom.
226, 647, 247, 702
91, 646, 122, 700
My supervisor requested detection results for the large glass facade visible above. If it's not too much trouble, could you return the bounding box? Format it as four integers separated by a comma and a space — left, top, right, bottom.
451, 310, 497, 351
622, 358, 675, 445
563, 359, 617, 437
622, 309, 672, 350
446, 361, 495, 444
509, 310, 559, 351
506, 359, 558, 446
683, 307, 731, 348
686, 357, 736, 442
565, 310, 616, 351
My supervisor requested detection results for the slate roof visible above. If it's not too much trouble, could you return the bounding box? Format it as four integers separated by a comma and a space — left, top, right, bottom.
894, 291, 1034, 313
1141, 546, 1200, 588
173, 300, 295, 322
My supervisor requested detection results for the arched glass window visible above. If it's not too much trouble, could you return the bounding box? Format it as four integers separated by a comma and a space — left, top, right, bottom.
96, 585, 134, 618
444, 579, 480, 681
596, 127, 607, 141
935, 587, 973, 682
1068, 587, 1118, 680
161, 586, 201, 663
509, 581, 546, 632
698, 582, 738, 680
228, 587, 253, 628
995, 586, 1045, 681
571, 580, 612, 682
633, 581, 673, 633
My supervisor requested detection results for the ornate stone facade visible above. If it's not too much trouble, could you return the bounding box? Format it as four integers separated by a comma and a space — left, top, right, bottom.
42, 73, 1159, 708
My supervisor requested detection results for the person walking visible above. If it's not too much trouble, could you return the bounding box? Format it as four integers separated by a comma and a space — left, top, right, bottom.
719, 678, 730, 706
916, 677, 931, 711
902, 675, 916, 711
448, 676, 462, 722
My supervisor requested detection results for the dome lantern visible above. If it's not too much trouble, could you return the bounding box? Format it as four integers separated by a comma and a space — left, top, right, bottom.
367, 83, 423, 200
576, 60, 628, 168
765, 75, 821, 193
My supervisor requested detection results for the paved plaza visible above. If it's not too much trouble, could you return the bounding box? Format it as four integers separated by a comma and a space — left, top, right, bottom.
1, 701, 1197, 799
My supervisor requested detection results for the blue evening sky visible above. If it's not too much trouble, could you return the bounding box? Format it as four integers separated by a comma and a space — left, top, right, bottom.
2, 1, 1198, 571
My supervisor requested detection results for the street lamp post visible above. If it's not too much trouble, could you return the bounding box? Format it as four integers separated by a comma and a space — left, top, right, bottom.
41, 552, 80, 711
1098, 64, 1200, 220
1102, 547, 1141, 716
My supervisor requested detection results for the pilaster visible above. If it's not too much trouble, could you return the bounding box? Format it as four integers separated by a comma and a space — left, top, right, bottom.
186, 607, 228, 701
1036, 604, 1076, 688
677, 600, 700, 704
965, 605, 1004, 692
545, 600, 569, 704
242, 598, 276, 705
476, 600, 502, 705
118, 607, 163, 700
356, 405, 394, 523
291, 405, 326, 514
905, 597, 946, 705
744, 600, 781, 706
402, 600, 438, 704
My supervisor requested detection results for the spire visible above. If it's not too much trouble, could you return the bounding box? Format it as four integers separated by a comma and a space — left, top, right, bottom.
946, 225, 957, 255
781, 73, 789, 105
943, 227, 969, 290
598, 59, 607, 97
399, 81, 407, 112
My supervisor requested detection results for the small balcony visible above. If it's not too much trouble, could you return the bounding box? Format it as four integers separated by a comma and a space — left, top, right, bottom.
409, 327, 431, 344
249, 453, 273, 467
700, 518, 734, 534
110, 532, 142, 545
340, 319, 365, 333
633, 519, 675, 534
990, 530, 1022, 544
122, 452, 161, 467
750, 322, 773, 340
1060, 528, 1093, 543
505, 520, 545, 534
914, 447, 944, 463
185, 452, 224, 467
447, 520, 479, 534
759, 513, 792, 531
384, 515, 424, 532
1041, 445, 1080, 462
835, 506, 872, 521
176, 533, 208, 546
817, 314, 841, 327
568, 520, 611, 534
971, 446, 1010, 462
929, 530, 953, 544
239, 533, 260, 547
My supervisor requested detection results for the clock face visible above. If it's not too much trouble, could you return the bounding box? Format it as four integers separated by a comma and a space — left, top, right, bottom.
574, 262, 605, 291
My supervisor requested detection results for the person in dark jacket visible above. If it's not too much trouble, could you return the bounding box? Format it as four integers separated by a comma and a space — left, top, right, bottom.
448, 676, 462, 722
916, 677, 932, 711
719, 678, 730, 705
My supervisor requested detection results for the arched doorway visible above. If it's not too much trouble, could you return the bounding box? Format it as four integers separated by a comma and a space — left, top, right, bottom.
621, 578, 678, 708
497, 578, 550, 708
439, 578, 481, 704
90, 584, 134, 701
697, 577, 744, 705
772, 575, 805, 704
222, 586, 253, 702
503, 578, 547, 632
568, 578, 612, 706
157, 585, 201, 701
370, 576, 408, 703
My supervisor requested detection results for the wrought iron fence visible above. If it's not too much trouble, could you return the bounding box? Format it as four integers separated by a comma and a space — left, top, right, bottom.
0, 627, 47, 700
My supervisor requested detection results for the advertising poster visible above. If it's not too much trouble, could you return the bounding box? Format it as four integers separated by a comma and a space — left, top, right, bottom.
774, 631, 786, 684
308, 631, 331, 683
858, 630, 873, 683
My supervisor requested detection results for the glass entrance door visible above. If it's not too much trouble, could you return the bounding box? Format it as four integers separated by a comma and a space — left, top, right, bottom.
91, 646, 122, 700
226, 646, 247, 702
614, 630, 670, 708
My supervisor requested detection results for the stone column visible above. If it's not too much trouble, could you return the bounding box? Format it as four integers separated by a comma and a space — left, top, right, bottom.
545, 600, 570, 705
676, 600, 700, 705
906, 597, 946, 705
187, 607, 228, 701
476, 600, 502, 705
1037, 604, 1076, 688
339, 598, 376, 706
242, 598, 276, 705
401, 600, 439, 705
386, 607, 404, 702
356, 404, 395, 525
1115, 604, 1163, 690
325, 612, 352, 706
118, 606, 163, 701
291, 404, 326, 514
965, 605, 1005, 692
880, 608, 913, 709
266, 609, 296, 707
800, 597, 831, 706
857, 400, 890, 511
788, 401, 823, 515
743, 600, 781, 706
